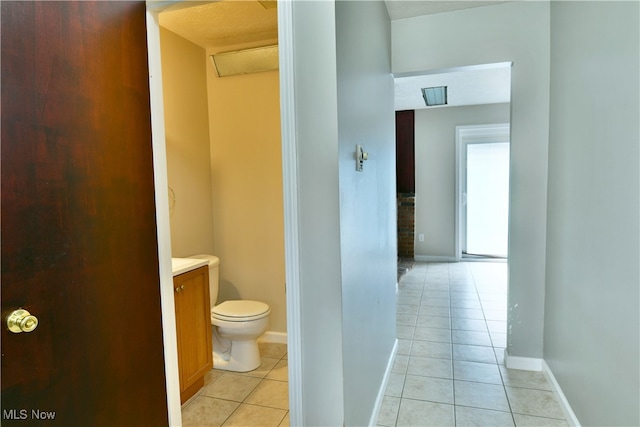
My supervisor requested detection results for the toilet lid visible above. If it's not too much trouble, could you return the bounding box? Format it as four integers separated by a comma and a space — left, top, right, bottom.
212, 300, 270, 320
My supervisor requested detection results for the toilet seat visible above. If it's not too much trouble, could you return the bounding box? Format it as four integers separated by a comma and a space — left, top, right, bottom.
212, 300, 270, 322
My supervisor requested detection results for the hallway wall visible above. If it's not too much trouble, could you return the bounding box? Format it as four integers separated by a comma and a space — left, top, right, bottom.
545, 2, 640, 425
413, 103, 510, 259
336, 1, 397, 425
287, 1, 396, 424
392, 1, 551, 359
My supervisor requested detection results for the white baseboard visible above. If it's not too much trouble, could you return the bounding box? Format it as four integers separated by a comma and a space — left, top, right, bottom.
369, 339, 398, 427
542, 360, 581, 426
258, 331, 288, 344
414, 255, 457, 262
504, 349, 543, 371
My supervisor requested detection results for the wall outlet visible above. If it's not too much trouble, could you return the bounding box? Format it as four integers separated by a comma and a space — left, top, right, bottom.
418, 234, 425, 242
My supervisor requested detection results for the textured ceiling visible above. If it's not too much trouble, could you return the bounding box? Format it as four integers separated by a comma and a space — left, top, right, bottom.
159, 1, 278, 51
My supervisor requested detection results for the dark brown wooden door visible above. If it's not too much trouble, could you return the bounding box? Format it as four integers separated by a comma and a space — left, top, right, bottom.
1, 2, 169, 426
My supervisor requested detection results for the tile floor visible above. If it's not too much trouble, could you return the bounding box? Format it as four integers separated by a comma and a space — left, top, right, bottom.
181, 342, 289, 427
377, 261, 569, 427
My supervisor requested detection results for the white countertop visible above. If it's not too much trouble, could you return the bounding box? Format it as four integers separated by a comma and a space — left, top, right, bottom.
171, 258, 208, 277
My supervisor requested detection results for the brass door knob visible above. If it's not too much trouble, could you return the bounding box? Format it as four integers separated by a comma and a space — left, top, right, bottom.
7, 309, 39, 333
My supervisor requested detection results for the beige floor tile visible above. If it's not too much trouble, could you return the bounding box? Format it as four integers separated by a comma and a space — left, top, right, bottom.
450, 307, 484, 320
454, 380, 510, 412
455, 406, 514, 427
266, 359, 289, 382
397, 313, 418, 326
513, 413, 569, 426
452, 330, 492, 346
398, 304, 420, 315
418, 305, 450, 317
490, 332, 507, 347
499, 366, 552, 391
398, 289, 422, 299
200, 372, 261, 402
403, 375, 454, 404
259, 342, 288, 359
451, 317, 488, 332
392, 354, 409, 374
453, 360, 502, 384
204, 369, 224, 386
384, 372, 406, 397
278, 411, 290, 427
245, 379, 289, 410
449, 291, 479, 301
407, 355, 453, 379
397, 296, 419, 306
397, 325, 416, 340
222, 403, 287, 427
423, 290, 450, 299
420, 297, 451, 308
453, 344, 497, 364
396, 399, 455, 426
450, 298, 482, 309
236, 357, 279, 379
416, 315, 451, 329
411, 340, 453, 359
397, 339, 413, 355
484, 309, 508, 321
486, 320, 508, 334
505, 387, 565, 419
413, 326, 452, 343
181, 396, 239, 427
377, 396, 401, 426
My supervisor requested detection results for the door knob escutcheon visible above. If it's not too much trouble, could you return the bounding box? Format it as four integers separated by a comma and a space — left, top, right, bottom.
7, 309, 39, 333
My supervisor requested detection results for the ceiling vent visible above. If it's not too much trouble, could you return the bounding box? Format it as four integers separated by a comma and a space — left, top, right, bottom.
211, 45, 279, 77
421, 86, 448, 106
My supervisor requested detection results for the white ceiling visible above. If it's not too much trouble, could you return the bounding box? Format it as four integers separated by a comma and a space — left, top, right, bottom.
159, 0, 512, 109
395, 64, 512, 111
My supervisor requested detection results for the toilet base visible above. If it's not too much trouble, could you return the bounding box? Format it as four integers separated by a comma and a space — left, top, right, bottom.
212, 339, 261, 372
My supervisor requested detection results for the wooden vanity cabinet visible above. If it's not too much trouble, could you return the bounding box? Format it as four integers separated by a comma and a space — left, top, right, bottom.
173, 265, 213, 403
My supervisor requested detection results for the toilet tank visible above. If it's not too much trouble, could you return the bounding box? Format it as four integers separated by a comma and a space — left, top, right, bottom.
189, 254, 220, 308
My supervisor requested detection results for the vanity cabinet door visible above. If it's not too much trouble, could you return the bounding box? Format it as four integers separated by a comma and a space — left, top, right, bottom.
173, 266, 213, 403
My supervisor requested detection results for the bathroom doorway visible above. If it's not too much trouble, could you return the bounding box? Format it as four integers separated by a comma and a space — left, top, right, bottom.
146, 2, 290, 424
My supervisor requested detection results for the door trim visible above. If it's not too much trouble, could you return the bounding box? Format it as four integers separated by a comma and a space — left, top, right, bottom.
277, 1, 303, 425
455, 123, 510, 261
145, 6, 182, 426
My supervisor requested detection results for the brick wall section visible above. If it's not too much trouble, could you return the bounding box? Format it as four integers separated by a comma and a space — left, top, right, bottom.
397, 193, 415, 258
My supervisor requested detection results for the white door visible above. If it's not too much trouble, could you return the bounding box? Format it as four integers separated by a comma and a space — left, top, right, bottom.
464, 142, 510, 257
456, 124, 510, 259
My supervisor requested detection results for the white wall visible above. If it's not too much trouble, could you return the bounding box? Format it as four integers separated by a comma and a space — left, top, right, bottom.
545, 2, 640, 425
288, 1, 396, 424
414, 103, 510, 258
290, 1, 345, 424
392, 2, 550, 358
335, 1, 397, 425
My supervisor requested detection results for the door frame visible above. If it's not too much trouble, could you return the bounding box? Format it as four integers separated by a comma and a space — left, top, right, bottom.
145, 2, 301, 425
455, 123, 510, 261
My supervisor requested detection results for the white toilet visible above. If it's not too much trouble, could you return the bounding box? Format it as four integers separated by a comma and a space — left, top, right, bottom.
190, 254, 270, 372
